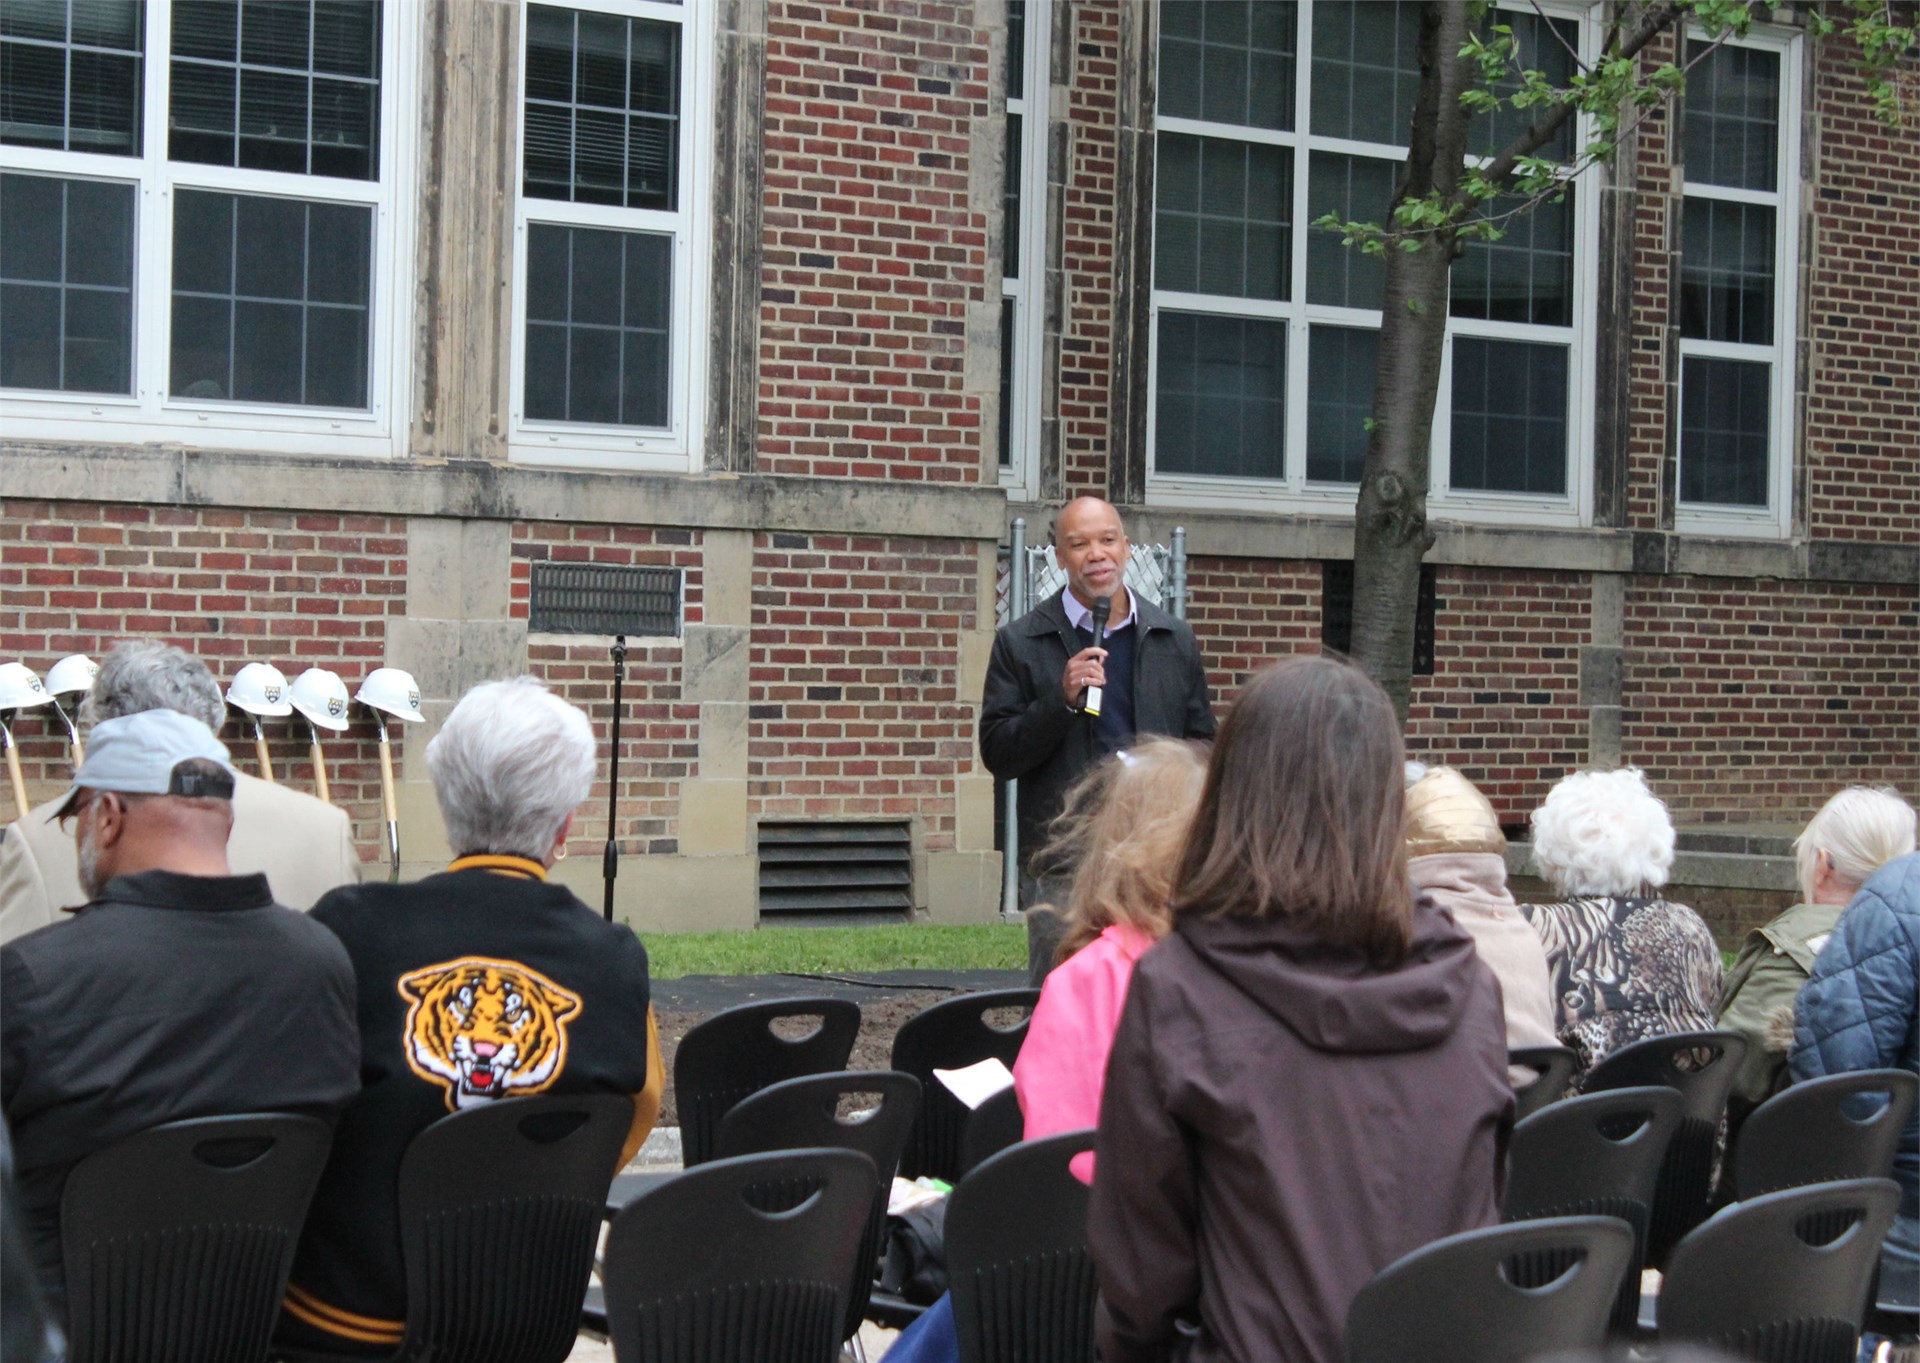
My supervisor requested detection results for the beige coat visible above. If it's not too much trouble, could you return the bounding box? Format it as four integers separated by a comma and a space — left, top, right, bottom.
0, 773, 361, 942
1410, 850, 1561, 1081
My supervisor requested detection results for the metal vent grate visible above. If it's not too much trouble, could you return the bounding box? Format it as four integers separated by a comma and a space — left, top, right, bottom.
757, 821, 913, 920
528, 562, 681, 636
1321, 561, 1437, 676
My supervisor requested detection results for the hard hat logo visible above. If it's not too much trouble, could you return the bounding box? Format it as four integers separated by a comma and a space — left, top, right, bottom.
265, 684, 283, 704
408, 689, 421, 710
327, 696, 346, 719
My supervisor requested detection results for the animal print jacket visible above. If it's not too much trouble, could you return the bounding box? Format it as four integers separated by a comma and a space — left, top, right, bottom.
1519, 894, 1723, 1091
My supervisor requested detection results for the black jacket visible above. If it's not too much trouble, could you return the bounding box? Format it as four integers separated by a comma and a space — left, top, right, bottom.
1, 870, 360, 1322
980, 589, 1215, 871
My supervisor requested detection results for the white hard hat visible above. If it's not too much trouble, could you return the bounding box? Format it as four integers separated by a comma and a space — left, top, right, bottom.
356, 667, 425, 722
288, 667, 352, 731
0, 663, 52, 711
227, 662, 294, 717
43, 654, 98, 698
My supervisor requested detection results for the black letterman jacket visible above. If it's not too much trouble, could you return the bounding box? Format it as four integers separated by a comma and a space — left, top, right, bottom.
980, 588, 1217, 874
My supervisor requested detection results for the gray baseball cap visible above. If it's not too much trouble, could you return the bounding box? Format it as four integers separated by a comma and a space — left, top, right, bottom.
50, 709, 238, 818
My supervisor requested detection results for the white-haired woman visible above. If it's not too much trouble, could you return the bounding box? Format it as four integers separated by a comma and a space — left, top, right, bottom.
276, 677, 660, 1357
1720, 786, 1915, 1126
1520, 768, 1722, 1091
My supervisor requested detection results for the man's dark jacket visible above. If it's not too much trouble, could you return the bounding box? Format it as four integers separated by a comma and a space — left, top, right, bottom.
0, 869, 360, 1322
980, 588, 1215, 871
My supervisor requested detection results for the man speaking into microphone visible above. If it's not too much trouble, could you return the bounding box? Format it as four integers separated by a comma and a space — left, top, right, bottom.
980, 497, 1216, 964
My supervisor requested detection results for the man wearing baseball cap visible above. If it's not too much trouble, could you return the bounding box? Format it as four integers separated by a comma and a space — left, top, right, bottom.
0, 710, 360, 1326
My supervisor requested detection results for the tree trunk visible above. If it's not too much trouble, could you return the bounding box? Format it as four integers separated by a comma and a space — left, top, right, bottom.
1349, 1, 1482, 722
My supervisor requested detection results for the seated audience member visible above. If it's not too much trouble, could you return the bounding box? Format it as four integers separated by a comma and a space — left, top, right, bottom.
1404, 765, 1559, 1085
1721, 786, 1914, 1128
1089, 658, 1511, 1363
885, 739, 1206, 1363
1792, 852, 1920, 1316
1, 711, 359, 1322
277, 678, 660, 1356
1521, 768, 1721, 1090
0, 640, 361, 943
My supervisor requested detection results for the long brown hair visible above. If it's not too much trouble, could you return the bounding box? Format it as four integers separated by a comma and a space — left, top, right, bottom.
1173, 656, 1414, 963
1036, 738, 1209, 962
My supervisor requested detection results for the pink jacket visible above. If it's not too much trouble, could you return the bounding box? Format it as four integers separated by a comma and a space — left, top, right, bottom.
1012, 923, 1155, 1181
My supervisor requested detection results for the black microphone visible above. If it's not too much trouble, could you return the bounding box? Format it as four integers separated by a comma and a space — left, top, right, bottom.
1084, 595, 1112, 717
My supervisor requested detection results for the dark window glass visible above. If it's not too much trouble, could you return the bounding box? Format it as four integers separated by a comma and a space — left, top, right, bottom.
1155, 131, 1290, 301
1306, 325, 1375, 483
1680, 355, 1770, 505
1306, 152, 1392, 310
524, 222, 672, 426
524, 4, 679, 210
1155, 310, 1285, 479
169, 188, 372, 406
998, 295, 1014, 468
168, 0, 381, 179
1451, 188, 1573, 325
1007, 0, 1024, 100
1159, 0, 1294, 132
1684, 40, 1778, 191
1449, 337, 1567, 494
1310, 0, 1419, 145
1322, 559, 1436, 674
1004, 110, 1021, 279
1680, 199, 1774, 344
1470, 10, 1576, 162
0, 0, 143, 154
0, 172, 135, 393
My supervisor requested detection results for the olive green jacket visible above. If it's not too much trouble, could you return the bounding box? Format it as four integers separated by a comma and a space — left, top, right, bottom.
1717, 900, 1843, 1110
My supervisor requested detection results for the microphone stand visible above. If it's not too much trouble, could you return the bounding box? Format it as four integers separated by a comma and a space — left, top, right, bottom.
603, 635, 627, 922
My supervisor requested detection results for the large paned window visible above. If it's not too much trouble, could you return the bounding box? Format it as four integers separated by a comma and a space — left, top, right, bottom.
998, 0, 1048, 494
1148, 1, 1594, 524
1, 0, 410, 453
1677, 30, 1797, 535
511, 0, 709, 469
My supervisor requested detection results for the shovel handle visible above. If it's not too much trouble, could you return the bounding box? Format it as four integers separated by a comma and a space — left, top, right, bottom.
309, 740, 331, 804
70, 739, 84, 767
253, 726, 276, 784
5, 740, 27, 821
377, 735, 398, 825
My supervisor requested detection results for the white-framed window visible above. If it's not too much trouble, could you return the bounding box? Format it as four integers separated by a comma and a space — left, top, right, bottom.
1145, 0, 1597, 527
0, 0, 416, 456
508, 0, 711, 471
998, 0, 1048, 497
1675, 25, 1799, 539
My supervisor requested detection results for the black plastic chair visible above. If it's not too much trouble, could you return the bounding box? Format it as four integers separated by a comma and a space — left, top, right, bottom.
672, 997, 863, 1169
1344, 1215, 1636, 1363
378, 1092, 633, 1363
60, 1113, 332, 1363
714, 1069, 921, 1343
599, 1147, 876, 1363
1503, 1085, 1684, 1335
1659, 1177, 1899, 1363
891, 989, 1039, 1183
1582, 1029, 1748, 1266
958, 1085, 1026, 1178
947, 1129, 1098, 1363
1735, 1069, 1918, 1201
1510, 1045, 1579, 1120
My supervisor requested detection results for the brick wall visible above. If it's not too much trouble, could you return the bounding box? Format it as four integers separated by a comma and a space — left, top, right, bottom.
1181, 554, 1322, 699
748, 532, 978, 848
511, 523, 704, 854
1624, 29, 1682, 532
756, 0, 993, 481
1623, 575, 1920, 822
0, 498, 403, 858
1061, 0, 1122, 496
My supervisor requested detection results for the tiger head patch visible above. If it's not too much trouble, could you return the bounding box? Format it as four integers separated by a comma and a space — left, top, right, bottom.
397, 958, 584, 1111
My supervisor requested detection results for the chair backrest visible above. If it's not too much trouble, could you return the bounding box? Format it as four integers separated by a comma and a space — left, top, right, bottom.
946, 1130, 1097, 1363
1582, 1029, 1748, 1264
715, 1070, 922, 1342
674, 998, 863, 1168
958, 1085, 1026, 1179
1735, 1069, 1919, 1201
1343, 1216, 1636, 1363
890, 989, 1039, 1182
602, 1147, 877, 1363
397, 1091, 635, 1363
1660, 1177, 1899, 1363
60, 1113, 332, 1363
1509, 1046, 1578, 1121
1504, 1086, 1683, 1335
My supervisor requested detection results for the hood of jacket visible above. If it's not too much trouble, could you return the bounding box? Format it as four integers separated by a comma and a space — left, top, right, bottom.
1174, 895, 1485, 1054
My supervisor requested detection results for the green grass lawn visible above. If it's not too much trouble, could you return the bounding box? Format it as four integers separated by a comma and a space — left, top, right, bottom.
642, 922, 1027, 979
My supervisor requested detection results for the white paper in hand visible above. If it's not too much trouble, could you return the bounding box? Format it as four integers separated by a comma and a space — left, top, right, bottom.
932, 1056, 1016, 1110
